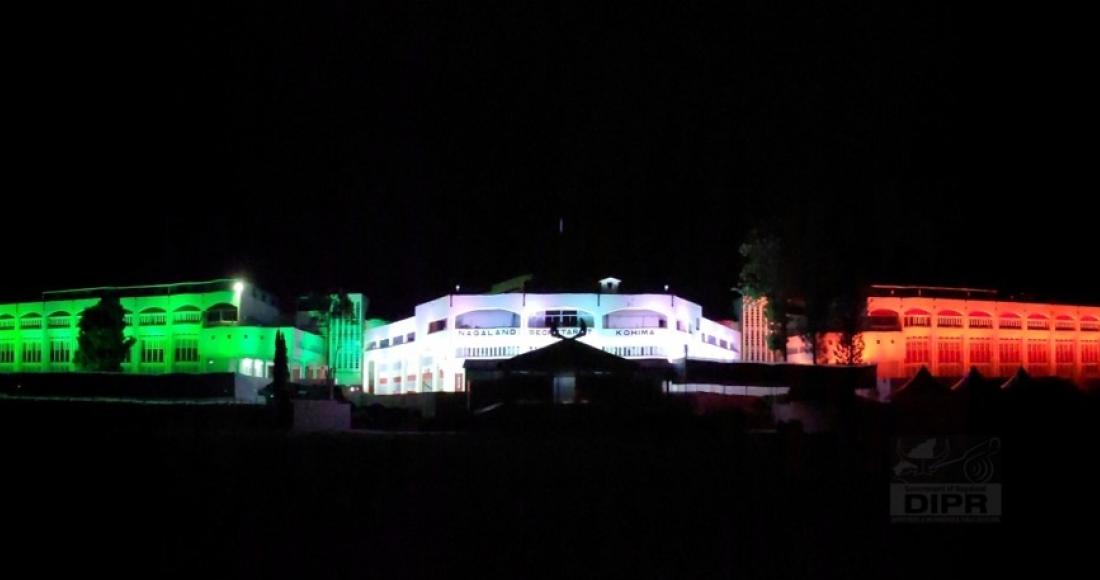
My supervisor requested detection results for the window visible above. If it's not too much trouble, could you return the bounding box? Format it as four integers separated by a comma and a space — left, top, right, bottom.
0, 342, 14, 363
1082, 317, 1100, 332
866, 310, 901, 331
205, 304, 239, 324
455, 346, 521, 358
938, 338, 963, 363
970, 338, 993, 364
999, 314, 1022, 330
528, 310, 595, 329
20, 314, 42, 330
936, 311, 963, 328
603, 346, 663, 358
903, 310, 931, 328
379, 338, 390, 348
365, 341, 377, 351
1027, 339, 1049, 363
1055, 340, 1075, 364
138, 308, 166, 326
22, 343, 42, 363
905, 338, 930, 364
0, 315, 14, 330
47, 312, 71, 328
175, 337, 199, 362
393, 335, 405, 346
1054, 317, 1075, 331
455, 310, 520, 329
173, 306, 202, 324
406, 332, 415, 343
1027, 315, 1050, 331
141, 338, 165, 363
602, 309, 667, 329
49, 340, 72, 363
999, 340, 1022, 364
968, 313, 993, 329
676, 320, 688, 332
428, 319, 447, 334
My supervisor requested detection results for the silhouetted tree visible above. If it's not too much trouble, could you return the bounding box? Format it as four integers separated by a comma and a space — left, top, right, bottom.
271, 330, 293, 429
73, 295, 135, 372
739, 228, 792, 359
273, 330, 290, 385
827, 286, 868, 365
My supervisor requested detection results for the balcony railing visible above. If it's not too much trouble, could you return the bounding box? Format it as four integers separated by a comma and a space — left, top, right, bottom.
1027, 320, 1050, 331
937, 317, 963, 328
174, 312, 202, 324
1082, 322, 1100, 332
1055, 321, 1076, 331
904, 316, 931, 328
999, 319, 1022, 330
968, 318, 993, 329
139, 314, 167, 326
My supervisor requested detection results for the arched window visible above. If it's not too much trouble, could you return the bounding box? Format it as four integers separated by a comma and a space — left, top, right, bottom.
1082, 315, 1100, 332
866, 309, 900, 331
20, 313, 42, 330
173, 305, 202, 324
205, 304, 239, 325
1027, 313, 1050, 331
455, 309, 521, 329
138, 307, 167, 326
0, 314, 15, 330
603, 309, 668, 329
47, 311, 72, 329
903, 309, 931, 328
1055, 315, 1076, 331
936, 310, 963, 328
968, 311, 993, 329
527, 309, 595, 329
999, 312, 1022, 330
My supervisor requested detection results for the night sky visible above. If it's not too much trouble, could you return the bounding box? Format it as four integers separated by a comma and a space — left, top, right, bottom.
8, 2, 1094, 319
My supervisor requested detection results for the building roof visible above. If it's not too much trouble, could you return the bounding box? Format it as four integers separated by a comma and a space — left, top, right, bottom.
497, 338, 638, 375
41, 279, 242, 301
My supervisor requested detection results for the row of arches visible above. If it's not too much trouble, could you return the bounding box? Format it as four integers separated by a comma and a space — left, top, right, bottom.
452, 308, 671, 330
0, 304, 239, 329
870, 309, 1099, 330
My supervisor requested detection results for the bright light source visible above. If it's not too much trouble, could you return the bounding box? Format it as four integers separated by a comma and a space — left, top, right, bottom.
233, 281, 245, 293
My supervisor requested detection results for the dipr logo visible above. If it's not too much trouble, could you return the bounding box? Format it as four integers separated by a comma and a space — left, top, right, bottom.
890, 436, 1002, 523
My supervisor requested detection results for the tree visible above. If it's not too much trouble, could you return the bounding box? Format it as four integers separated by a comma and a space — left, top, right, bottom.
73, 295, 135, 372
739, 228, 792, 360
273, 330, 290, 385
299, 290, 356, 378
270, 330, 293, 429
827, 286, 868, 365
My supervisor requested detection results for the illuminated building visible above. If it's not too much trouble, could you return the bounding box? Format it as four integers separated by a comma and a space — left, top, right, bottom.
295, 293, 367, 386
739, 296, 814, 365
364, 287, 740, 395
741, 286, 1100, 388
0, 279, 328, 380
856, 286, 1100, 386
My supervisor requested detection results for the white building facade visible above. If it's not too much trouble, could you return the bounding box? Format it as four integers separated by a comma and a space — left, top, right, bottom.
364, 293, 740, 395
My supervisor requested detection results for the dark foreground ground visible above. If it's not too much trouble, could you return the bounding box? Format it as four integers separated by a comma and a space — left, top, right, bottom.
2, 399, 1094, 579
